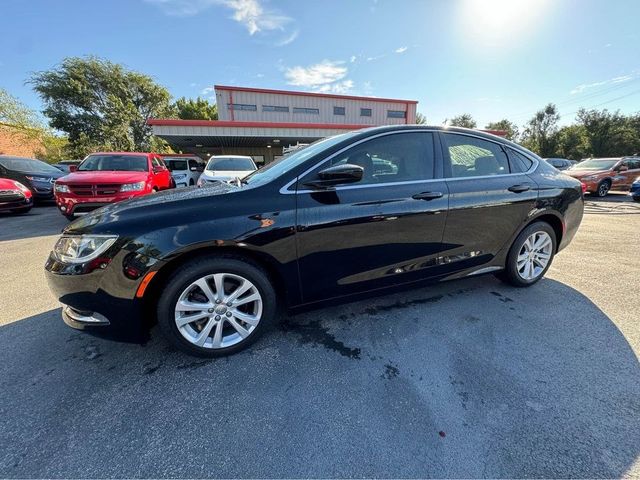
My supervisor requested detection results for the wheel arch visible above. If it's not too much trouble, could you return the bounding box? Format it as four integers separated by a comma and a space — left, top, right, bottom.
141, 245, 293, 320
523, 212, 564, 252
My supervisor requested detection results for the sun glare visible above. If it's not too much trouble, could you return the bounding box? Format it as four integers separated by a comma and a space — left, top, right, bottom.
459, 0, 551, 47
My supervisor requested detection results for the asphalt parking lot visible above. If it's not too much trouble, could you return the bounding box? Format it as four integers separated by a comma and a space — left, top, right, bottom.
1, 195, 639, 478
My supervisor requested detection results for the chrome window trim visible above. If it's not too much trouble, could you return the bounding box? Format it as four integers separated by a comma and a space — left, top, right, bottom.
278, 129, 440, 195
278, 129, 538, 194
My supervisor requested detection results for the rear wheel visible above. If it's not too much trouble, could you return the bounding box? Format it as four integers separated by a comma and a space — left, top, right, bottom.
157, 256, 276, 357
498, 222, 556, 287
595, 179, 611, 197
189, 179, 195, 186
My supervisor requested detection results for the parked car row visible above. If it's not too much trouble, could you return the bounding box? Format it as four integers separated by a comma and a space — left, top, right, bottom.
564, 156, 640, 197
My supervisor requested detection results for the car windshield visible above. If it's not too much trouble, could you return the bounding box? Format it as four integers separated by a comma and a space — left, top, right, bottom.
243, 132, 358, 185
0, 157, 61, 173
78, 155, 148, 172
570, 158, 619, 170
207, 157, 256, 171
165, 159, 188, 171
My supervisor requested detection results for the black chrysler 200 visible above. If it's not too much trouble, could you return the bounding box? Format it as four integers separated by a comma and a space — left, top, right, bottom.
45, 126, 584, 356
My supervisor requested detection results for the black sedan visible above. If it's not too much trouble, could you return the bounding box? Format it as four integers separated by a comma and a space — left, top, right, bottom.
45, 126, 584, 357
0, 155, 66, 201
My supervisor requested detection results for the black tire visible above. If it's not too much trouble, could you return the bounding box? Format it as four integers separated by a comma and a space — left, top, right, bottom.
498, 221, 557, 288
632, 195, 640, 203
189, 179, 195, 186
65, 213, 75, 221
595, 179, 611, 197
156, 256, 277, 357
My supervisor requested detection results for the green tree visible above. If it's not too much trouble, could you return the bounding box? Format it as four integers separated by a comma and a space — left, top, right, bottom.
30, 56, 173, 158
0, 88, 43, 132
447, 114, 477, 129
576, 108, 640, 157
485, 119, 519, 141
415, 112, 427, 125
173, 96, 218, 120
521, 104, 560, 157
554, 125, 587, 160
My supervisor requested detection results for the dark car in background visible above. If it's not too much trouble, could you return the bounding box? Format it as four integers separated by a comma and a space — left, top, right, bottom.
52, 160, 80, 173
545, 158, 576, 171
0, 155, 65, 201
630, 177, 640, 202
45, 126, 584, 357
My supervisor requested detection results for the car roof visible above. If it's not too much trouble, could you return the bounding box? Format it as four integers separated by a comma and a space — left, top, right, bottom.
0, 155, 44, 161
209, 155, 254, 159
89, 152, 152, 156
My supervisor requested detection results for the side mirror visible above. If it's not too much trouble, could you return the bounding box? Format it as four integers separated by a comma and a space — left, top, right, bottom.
303, 163, 364, 189
69, 165, 78, 172
617, 165, 628, 172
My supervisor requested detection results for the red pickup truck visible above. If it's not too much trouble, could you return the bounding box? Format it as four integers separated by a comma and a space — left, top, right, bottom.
54, 152, 174, 219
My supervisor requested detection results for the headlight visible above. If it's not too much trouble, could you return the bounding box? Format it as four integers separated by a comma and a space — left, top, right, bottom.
55, 183, 70, 193
53, 235, 118, 264
120, 181, 146, 192
25, 175, 50, 182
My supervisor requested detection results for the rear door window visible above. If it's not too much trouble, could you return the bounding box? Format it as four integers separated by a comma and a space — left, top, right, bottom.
508, 149, 535, 173
441, 133, 510, 178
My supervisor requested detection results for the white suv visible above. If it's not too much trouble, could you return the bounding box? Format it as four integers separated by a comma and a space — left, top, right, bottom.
163, 156, 205, 187
198, 155, 257, 186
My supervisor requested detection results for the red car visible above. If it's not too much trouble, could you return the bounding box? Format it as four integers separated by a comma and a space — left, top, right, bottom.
54, 152, 174, 219
0, 178, 33, 214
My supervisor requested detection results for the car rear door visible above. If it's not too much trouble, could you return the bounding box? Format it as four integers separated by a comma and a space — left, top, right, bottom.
618, 158, 640, 189
294, 130, 450, 304
438, 132, 539, 271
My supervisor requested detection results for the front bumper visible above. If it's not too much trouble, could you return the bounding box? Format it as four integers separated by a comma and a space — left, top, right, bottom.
30, 182, 55, 200
45, 249, 162, 342
55, 192, 146, 215
0, 195, 32, 212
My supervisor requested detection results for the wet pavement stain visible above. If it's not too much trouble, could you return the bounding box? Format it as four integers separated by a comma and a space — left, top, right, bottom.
490, 291, 514, 303
363, 294, 444, 316
381, 362, 400, 379
280, 318, 361, 359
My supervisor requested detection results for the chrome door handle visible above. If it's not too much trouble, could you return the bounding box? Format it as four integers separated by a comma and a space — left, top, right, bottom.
508, 184, 531, 193
412, 191, 444, 200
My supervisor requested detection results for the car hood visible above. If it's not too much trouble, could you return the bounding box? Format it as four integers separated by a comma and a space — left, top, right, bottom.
565, 169, 610, 179
16, 169, 65, 180
65, 182, 240, 234
202, 170, 254, 179
57, 171, 148, 184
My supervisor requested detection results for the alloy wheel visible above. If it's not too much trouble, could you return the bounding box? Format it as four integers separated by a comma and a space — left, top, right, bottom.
598, 182, 610, 197
174, 273, 263, 349
516, 231, 553, 281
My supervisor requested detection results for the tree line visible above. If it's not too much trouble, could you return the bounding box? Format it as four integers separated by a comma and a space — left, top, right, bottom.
446, 105, 640, 160
1, 56, 638, 161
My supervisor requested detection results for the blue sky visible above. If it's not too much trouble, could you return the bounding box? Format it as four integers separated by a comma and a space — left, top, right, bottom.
1, 0, 639, 127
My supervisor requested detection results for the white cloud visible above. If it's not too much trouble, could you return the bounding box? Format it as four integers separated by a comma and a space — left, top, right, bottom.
201, 86, 215, 95
145, 0, 294, 38
395, 46, 408, 54
285, 60, 348, 87
349, 55, 357, 63
366, 54, 386, 62
275, 28, 299, 46
570, 74, 635, 94
256, 73, 265, 78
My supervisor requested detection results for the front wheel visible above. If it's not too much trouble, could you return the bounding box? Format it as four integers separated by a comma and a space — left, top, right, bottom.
595, 180, 611, 197
498, 222, 556, 288
156, 256, 276, 357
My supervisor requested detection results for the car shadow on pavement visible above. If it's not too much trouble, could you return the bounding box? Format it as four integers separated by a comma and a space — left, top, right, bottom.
0, 276, 639, 478
0, 206, 68, 242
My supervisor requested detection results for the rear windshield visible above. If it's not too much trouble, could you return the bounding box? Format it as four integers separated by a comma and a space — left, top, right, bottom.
79, 155, 148, 172
207, 157, 255, 171
0, 157, 61, 173
165, 159, 188, 171
570, 158, 618, 171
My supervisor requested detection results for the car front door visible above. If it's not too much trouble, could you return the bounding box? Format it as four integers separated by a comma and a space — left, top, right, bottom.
152, 156, 172, 189
616, 158, 640, 189
294, 131, 450, 304
438, 132, 539, 271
